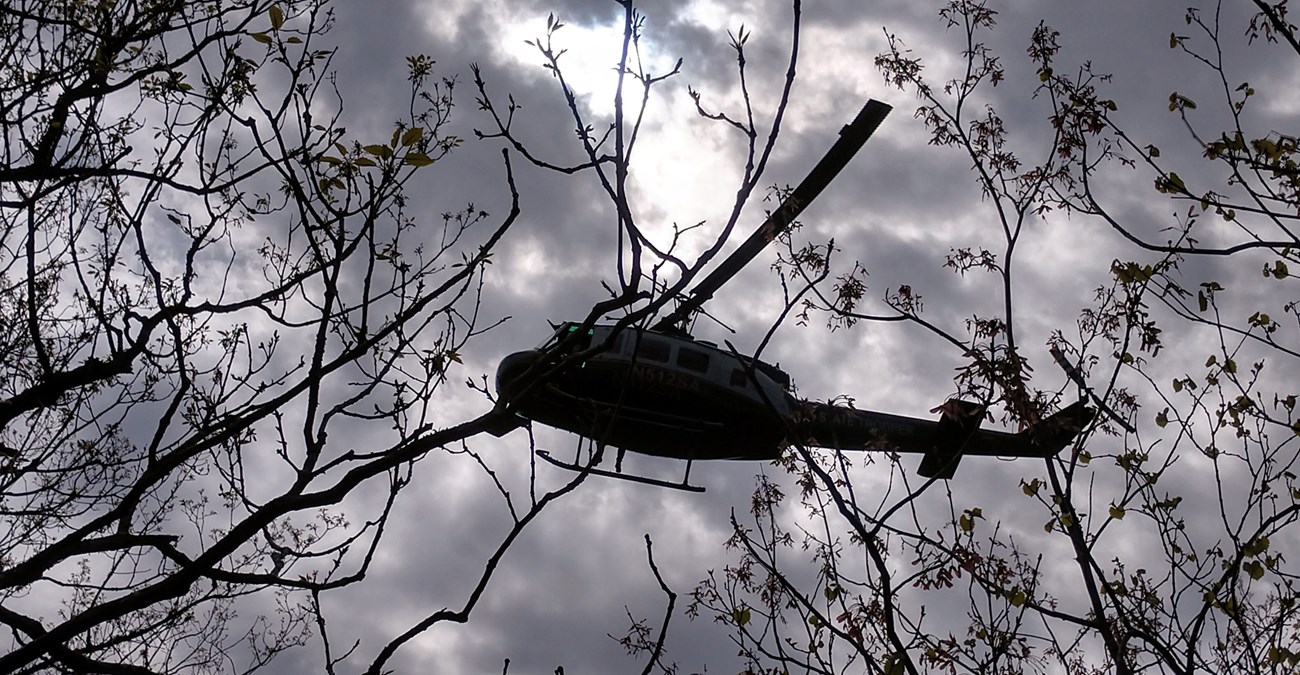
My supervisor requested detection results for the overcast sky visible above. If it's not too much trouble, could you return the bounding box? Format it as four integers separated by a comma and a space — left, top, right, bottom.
257, 1, 1297, 672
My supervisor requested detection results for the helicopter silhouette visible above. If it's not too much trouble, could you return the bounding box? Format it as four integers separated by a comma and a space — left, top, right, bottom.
489, 100, 1094, 491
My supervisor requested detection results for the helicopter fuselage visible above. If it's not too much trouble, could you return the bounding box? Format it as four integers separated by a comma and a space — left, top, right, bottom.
494, 322, 1094, 479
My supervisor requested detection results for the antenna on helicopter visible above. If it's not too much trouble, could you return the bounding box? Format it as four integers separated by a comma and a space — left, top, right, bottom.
651, 99, 893, 333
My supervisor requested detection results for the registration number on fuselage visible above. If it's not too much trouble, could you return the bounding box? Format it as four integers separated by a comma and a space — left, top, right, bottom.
629, 364, 702, 393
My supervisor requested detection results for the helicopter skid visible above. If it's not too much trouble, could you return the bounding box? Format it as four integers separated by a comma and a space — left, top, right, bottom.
535, 450, 706, 493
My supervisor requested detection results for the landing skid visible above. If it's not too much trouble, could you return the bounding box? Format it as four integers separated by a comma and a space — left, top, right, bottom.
535, 450, 706, 493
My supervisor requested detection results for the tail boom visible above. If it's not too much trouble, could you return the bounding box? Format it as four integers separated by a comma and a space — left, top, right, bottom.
794, 399, 1094, 479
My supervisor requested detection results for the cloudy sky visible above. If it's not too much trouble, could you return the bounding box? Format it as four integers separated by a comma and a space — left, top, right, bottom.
221, 0, 1295, 672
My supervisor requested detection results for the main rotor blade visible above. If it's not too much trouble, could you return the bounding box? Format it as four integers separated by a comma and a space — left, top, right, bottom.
652, 99, 892, 332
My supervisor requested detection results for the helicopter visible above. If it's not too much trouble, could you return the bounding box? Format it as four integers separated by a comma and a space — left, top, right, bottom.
489, 100, 1094, 491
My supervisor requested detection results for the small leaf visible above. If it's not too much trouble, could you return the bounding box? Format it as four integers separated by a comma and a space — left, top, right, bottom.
400, 127, 424, 146
1244, 536, 1270, 557
362, 144, 392, 158
404, 152, 434, 166
250, 32, 273, 44
733, 608, 751, 626
1010, 588, 1027, 607
1109, 504, 1126, 520
1245, 560, 1265, 580
959, 514, 974, 533
269, 5, 285, 30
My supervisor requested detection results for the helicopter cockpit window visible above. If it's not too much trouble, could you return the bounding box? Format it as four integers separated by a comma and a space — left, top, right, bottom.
677, 348, 709, 373
551, 323, 593, 356
639, 338, 671, 362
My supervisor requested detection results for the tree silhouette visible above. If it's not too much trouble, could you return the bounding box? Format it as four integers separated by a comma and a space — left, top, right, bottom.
0, 1, 540, 671
691, 1, 1300, 673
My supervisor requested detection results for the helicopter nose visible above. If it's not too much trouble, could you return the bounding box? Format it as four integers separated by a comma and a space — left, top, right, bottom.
495, 349, 540, 398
